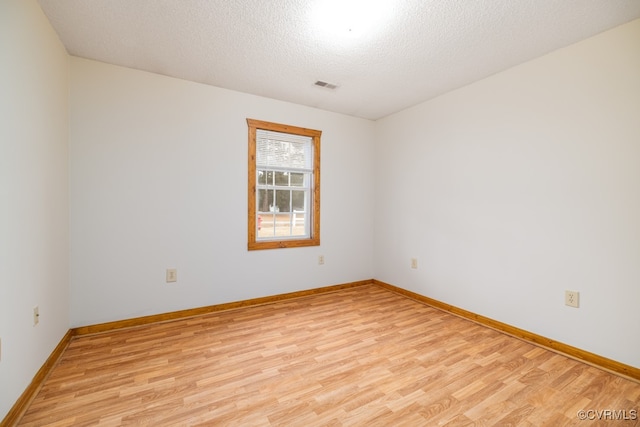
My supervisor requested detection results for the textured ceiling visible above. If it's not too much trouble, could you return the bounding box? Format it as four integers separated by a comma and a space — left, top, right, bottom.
38, 0, 640, 120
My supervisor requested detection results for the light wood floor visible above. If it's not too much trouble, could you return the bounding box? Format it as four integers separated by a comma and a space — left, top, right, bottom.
18, 285, 640, 426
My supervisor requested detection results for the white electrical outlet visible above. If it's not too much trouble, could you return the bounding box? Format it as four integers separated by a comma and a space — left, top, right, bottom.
318, 255, 325, 265
565, 290, 579, 308
166, 268, 177, 283
33, 306, 39, 326
411, 258, 418, 269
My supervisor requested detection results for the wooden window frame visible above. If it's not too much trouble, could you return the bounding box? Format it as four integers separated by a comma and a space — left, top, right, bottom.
247, 118, 321, 250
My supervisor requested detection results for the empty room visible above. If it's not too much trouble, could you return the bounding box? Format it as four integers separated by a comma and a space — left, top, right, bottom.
1, 0, 639, 425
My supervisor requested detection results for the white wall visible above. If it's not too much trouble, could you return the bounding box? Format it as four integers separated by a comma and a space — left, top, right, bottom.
69, 57, 375, 327
374, 19, 640, 367
0, 0, 70, 420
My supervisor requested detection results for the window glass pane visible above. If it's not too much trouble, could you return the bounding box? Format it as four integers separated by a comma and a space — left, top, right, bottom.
257, 189, 273, 213
292, 190, 306, 211
274, 190, 290, 213
257, 170, 267, 185
290, 172, 304, 187
292, 212, 306, 236
275, 171, 289, 186
257, 213, 275, 238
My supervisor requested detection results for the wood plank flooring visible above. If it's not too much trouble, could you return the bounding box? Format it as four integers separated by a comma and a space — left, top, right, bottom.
18, 285, 640, 426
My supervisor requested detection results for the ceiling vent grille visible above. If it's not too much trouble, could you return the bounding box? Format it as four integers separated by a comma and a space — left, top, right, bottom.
314, 80, 338, 90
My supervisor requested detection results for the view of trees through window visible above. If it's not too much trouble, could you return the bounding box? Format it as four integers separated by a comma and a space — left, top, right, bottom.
257, 171, 306, 213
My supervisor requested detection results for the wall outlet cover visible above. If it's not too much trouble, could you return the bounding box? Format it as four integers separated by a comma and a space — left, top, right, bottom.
166, 268, 177, 283
565, 290, 579, 308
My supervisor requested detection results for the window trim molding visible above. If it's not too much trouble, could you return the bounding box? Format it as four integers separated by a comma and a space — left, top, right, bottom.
247, 118, 321, 250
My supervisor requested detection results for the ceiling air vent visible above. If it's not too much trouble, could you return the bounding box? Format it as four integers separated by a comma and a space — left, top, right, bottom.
314, 80, 338, 90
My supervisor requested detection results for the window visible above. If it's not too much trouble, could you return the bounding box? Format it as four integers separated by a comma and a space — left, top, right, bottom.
247, 119, 321, 250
